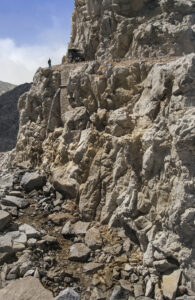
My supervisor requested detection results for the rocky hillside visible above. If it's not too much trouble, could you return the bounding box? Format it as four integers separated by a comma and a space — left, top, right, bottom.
70, 0, 195, 60
0, 83, 31, 152
0, 81, 16, 96
0, 0, 194, 300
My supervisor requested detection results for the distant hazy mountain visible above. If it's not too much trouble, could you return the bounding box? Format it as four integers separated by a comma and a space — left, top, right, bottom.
0, 83, 31, 152
0, 81, 16, 96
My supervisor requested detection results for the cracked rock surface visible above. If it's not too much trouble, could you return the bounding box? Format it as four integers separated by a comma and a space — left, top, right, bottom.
0, 0, 195, 299
10, 53, 195, 299
70, 0, 195, 60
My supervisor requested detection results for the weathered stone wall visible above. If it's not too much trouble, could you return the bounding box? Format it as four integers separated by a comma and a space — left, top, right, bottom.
69, 0, 195, 60
15, 55, 195, 288
15, 68, 61, 167
13, 0, 195, 295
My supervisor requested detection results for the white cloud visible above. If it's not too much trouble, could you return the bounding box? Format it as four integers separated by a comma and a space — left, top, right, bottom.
0, 38, 67, 85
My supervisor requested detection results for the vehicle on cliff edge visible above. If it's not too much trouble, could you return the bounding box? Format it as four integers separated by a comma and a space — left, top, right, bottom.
68, 48, 85, 63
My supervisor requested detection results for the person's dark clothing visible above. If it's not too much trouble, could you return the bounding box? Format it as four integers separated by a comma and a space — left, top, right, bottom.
48, 59, 51, 68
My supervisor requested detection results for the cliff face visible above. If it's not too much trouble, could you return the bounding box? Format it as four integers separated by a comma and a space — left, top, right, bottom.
0, 83, 31, 152
70, 0, 195, 60
15, 55, 195, 280
15, 68, 61, 165
13, 0, 195, 297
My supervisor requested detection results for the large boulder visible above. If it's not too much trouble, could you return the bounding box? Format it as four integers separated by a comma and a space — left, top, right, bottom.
2, 195, 29, 208
73, 221, 90, 235
110, 285, 130, 300
55, 287, 80, 300
0, 231, 28, 264
5, 231, 27, 246
19, 224, 40, 239
83, 262, 104, 274
0, 234, 13, 254
85, 227, 103, 250
0, 210, 12, 231
69, 243, 91, 262
53, 173, 79, 198
162, 270, 182, 300
48, 213, 75, 225
0, 276, 54, 300
61, 221, 75, 237
21, 171, 46, 192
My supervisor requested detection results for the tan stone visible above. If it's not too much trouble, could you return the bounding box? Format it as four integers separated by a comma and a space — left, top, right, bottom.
0, 276, 53, 300
0, 210, 12, 231
69, 243, 91, 262
85, 227, 102, 250
48, 213, 75, 225
73, 221, 90, 235
162, 270, 182, 300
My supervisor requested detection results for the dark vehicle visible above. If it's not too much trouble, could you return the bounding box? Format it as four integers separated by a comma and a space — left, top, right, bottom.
68, 49, 85, 63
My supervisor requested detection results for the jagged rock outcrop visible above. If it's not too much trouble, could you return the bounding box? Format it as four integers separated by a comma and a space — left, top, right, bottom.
15, 68, 61, 166
14, 53, 195, 290
0, 277, 54, 300
10, 0, 195, 298
0, 83, 31, 152
70, 0, 195, 60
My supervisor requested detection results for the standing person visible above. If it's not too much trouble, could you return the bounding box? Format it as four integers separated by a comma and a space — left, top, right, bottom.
48, 58, 51, 68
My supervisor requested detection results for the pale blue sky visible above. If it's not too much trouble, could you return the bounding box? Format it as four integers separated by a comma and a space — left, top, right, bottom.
0, 0, 75, 84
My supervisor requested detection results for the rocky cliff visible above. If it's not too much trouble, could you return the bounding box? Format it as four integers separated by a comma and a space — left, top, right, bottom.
2, 0, 195, 299
0, 83, 31, 152
70, 0, 195, 60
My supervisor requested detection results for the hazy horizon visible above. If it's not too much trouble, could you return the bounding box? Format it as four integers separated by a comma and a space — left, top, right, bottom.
0, 0, 74, 85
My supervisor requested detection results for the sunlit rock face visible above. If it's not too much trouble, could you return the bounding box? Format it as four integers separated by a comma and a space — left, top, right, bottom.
70, 0, 195, 60
15, 54, 195, 279
14, 0, 195, 295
